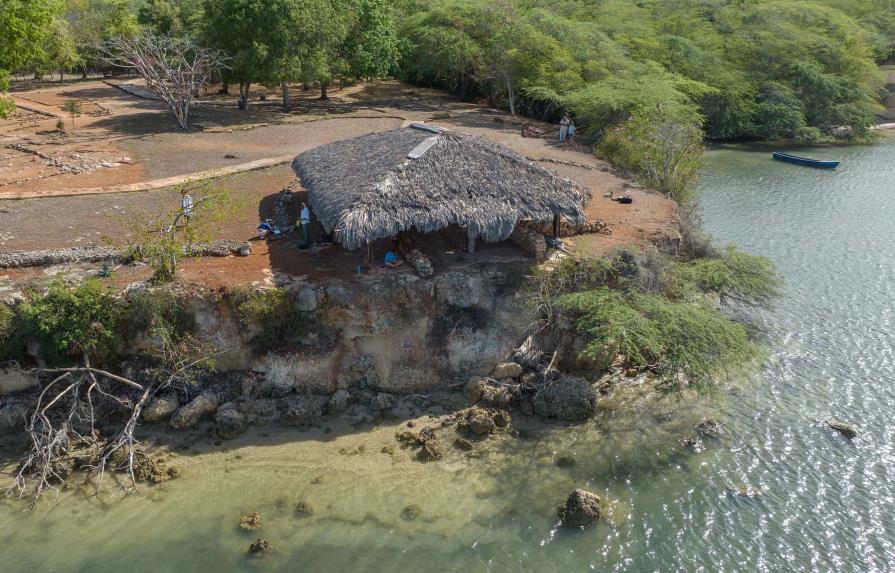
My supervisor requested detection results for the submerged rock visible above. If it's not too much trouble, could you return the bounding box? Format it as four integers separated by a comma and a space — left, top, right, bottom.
401, 505, 421, 521
465, 408, 496, 436
826, 418, 860, 439
532, 377, 598, 421
141, 395, 179, 423
555, 455, 577, 469
492, 362, 523, 380
216, 406, 248, 439
457, 406, 512, 436
248, 538, 274, 555
170, 391, 219, 430
558, 489, 602, 528
239, 512, 262, 531
680, 435, 704, 452
131, 450, 181, 483
454, 437, 474, 451
295, 501, 315, 516
419, 437, 443, 461
726, 483, 762, 498
696, 419, 724, 439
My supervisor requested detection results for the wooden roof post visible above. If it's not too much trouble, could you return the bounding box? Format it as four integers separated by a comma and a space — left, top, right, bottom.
552, 213, 560, 238
467, 226, 476, 254
367, 241, 372, 266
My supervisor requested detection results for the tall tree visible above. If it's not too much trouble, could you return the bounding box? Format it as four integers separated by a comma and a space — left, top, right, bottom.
294, 0, 353, 100
202, 0, 300, 109
98, 33, 225, 130
345, 0, 400, 81
138, 0, 203, 36
0, 0, 64, 117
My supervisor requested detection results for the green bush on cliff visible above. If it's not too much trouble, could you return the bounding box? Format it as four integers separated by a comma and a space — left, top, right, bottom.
0, 303, 17, 361
666, 245, 782, 306
557, 287, 758, 391
17, 279, 125, 365
231, 287, 304, 351
543, 247, 780, 391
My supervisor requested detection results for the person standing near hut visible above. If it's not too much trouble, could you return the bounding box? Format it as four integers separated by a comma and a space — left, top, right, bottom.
299, 202, 311, 248
559, 113, 571, 142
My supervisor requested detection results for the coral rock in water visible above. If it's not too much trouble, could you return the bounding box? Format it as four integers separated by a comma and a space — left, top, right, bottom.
558, 489, 602, 528
825, 418, 860, 439
239, 512, 262, 531
248, 539, 274, 555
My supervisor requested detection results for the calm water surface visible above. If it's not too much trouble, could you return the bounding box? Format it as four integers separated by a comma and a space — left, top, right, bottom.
2, 139, 894, 572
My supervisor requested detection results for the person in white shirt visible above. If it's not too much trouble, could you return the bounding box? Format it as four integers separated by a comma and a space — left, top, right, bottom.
299, 202, 311, 247
181, 193, 194, 222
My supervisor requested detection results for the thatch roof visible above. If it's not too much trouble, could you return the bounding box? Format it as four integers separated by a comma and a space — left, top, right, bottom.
291, 124, 590, 250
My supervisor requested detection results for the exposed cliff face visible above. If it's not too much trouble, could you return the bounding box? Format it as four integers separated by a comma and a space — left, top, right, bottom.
184, 259, 533, 395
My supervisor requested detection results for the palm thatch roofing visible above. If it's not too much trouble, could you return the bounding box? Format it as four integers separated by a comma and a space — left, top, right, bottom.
291, 124, 590, 250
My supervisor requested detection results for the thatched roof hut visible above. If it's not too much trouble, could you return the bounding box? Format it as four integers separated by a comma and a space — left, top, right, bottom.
291, 124, 590, 250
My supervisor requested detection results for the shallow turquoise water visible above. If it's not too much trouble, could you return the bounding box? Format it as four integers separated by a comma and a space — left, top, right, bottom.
2, 138, 894, 572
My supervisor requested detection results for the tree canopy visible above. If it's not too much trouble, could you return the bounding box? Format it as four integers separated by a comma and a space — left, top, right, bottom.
1, 0, 892, 140
397, 0, 894, 142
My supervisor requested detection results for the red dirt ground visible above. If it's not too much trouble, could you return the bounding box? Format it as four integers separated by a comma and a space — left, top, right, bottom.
1, 79, 678, 289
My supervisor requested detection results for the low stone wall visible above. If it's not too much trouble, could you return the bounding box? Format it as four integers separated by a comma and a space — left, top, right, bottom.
0, 240, 252, 269
510, 226, 547, 261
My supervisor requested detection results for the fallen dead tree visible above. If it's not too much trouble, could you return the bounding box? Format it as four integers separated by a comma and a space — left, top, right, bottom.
6, 349, 215, 507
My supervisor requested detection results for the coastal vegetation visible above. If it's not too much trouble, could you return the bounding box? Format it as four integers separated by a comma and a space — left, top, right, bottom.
536, 246, 780, 392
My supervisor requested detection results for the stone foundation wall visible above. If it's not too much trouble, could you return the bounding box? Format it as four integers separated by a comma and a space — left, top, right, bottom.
510, 227, 547, 261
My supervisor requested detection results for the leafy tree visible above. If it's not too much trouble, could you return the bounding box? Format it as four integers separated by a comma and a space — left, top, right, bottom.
138, 0, 203, 36
28, 16, 80, 80
294, 0, 354, 99
65, 0, 142, 76
345, 0, 400, 81
396, 0, 891, 143
598, 105, 705, 204
557, 287, 759, 392
0, 0, 64, 117
202, 0, 302, 109
17, 279, 125, 366
61, 99, 82, 130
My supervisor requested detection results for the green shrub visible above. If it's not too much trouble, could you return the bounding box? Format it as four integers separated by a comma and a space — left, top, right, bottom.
667, 245, 781, 306
597, 106, 706, 204
557, 287, 759, 392
0, 303, 19, 361
231, 288, 304, 351
126, 290, 195, 338
17, 279, 125, 365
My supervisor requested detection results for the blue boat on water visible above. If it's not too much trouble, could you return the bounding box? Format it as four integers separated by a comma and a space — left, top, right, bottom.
772, 151, 840, 169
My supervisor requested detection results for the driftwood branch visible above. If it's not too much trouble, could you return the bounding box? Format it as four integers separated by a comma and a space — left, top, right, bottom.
6, 348, 216, 507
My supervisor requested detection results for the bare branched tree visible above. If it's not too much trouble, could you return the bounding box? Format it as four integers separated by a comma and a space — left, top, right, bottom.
6, 324, 218, 507
98, 34, 227, 130
125, 180, 243, 283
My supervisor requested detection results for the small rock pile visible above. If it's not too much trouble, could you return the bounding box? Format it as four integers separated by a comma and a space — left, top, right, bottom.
395, 425, 444, 461
273, 185, 298, 231
406, 248, 434, 277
